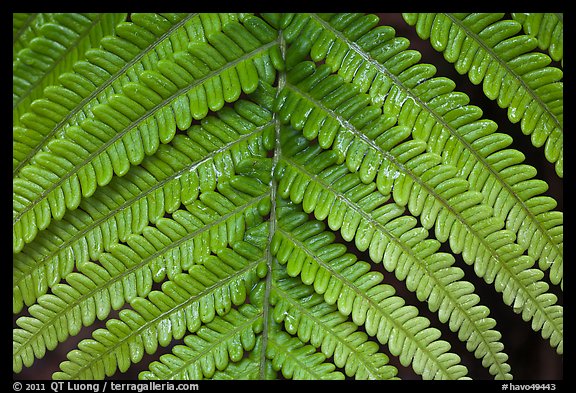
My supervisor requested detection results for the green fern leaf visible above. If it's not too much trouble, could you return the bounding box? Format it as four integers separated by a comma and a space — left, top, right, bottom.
12, 13, 247, 174
139, 304, 262, 379
273, 158, 512, 378
13, 13, 55, 59
265, 328, 345, 380
12, 23, 280, 252
210, 337, 275, 379
52, 242, 266, 379
272, 269, 399, 379
13, 13, 128, 123
13, 12, 562, 381
13, 176, 270, 372
402, 13, 563, 177
275, 42, 563, 288
13, 100, 274, 313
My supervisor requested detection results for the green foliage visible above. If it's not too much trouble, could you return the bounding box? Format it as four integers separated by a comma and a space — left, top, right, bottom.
13, 12, 562, 380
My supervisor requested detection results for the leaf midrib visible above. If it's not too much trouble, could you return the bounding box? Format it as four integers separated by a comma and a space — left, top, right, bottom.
13, 121, 272, 295
13, 14, 105, 112
258, 30, 286, 379
308, 13, 562, 263
444, 12, 562, 131
62, 256, 263, 380
13, 194, 268, 361
13, 41, 276, 225
278, 157, 508, 376
13, 13, 196, 177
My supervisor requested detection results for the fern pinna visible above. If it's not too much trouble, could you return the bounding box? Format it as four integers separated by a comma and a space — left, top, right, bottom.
13, 13, 562, 380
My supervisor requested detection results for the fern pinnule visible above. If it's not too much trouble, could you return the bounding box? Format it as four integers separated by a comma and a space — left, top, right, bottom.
512, 13, 563, 64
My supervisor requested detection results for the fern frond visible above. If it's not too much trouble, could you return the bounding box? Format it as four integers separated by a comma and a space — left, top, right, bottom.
273, 197, 512, 379
271, 270, 399, 379
13, 177, 270, 373
12, 20, 281, 253
402, 13, 563, 177
12, 12, 563, 381
13, 13, 127, 123
512, 13, 563, 65
139, 304, 263, 379
274, 39, 563, 288
277, 129, 561, 361
275, 59, 563, 291
275, 142, 475, 379
51, 242, 266, 379
12, 13, 253, 174
13, 100, 274, 313
311, 10, 562, 262
13, 255, 151, 373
